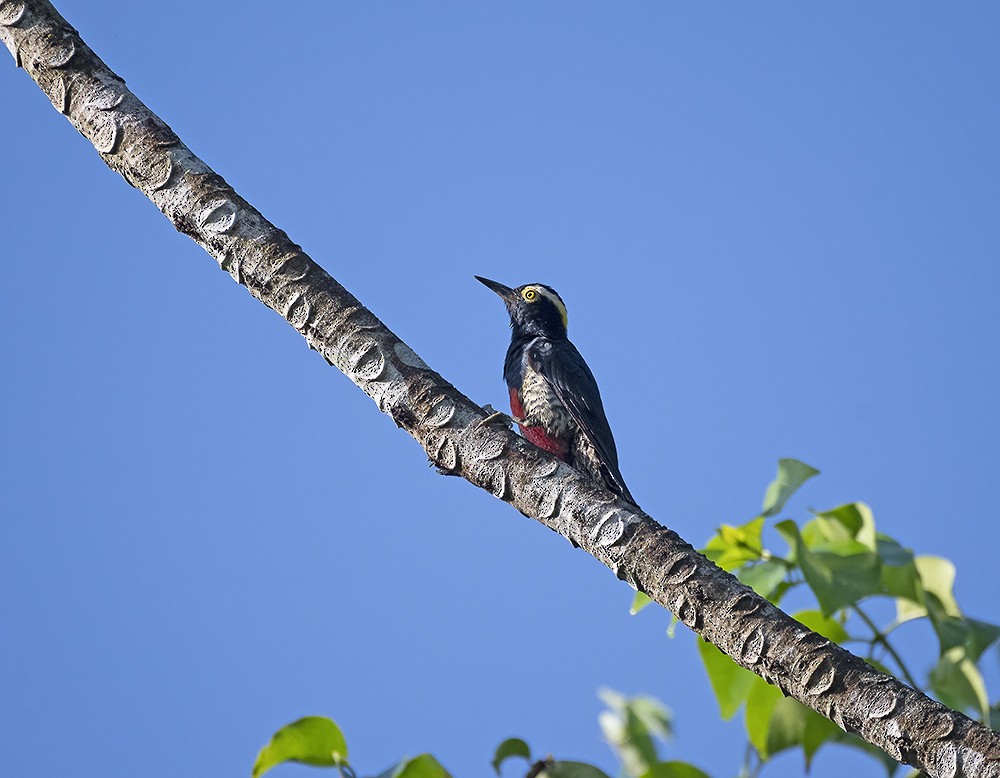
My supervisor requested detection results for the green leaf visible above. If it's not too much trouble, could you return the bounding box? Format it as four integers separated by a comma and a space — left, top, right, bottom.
389, 754, 452, 778
768, 579, 798, 605
762, 459, 820, 518
628, 697, 674, 743
598, 688, 671, 776
915, 556, 961, 617
808, 503, 876, 550
703, 517, 765, 571
807, 548, 881, 615
697, 639, 758, 720
930, 647, 989, 721
765, 697, 840, 765
801, 707, 843, 767
252, 716, 349, 778
539, 762, 613, 778
776, 521, 882, 615
774, 520, 800, 561
876, 536, 921, 603
875, 535, 913, 566
832, 733, 901, 777
640, 761, 712, 778
929, 610, 972, 652
737, 560, 788, 602
630, 591, 653, 615
744, 679, 782, 757
901, 556, 984, 654
793, 609, 849, 644
965, 618, 1000, 661
492, 738, 531, 775
764, 697, 807, 757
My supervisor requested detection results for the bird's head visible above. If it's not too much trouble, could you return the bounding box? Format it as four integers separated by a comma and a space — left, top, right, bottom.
476, 276, 569, 338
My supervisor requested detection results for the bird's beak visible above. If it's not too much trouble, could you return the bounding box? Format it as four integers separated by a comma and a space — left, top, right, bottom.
475, 276, 517, 303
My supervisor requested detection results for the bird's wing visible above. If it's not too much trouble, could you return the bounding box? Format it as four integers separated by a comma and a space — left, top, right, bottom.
527, 339, 637, 506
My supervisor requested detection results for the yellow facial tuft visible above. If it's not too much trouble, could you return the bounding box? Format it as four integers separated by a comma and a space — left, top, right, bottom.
522, 285, 568, 330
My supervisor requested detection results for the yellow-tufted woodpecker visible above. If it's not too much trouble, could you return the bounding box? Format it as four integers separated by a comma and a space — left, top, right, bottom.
476, 276, 638, 507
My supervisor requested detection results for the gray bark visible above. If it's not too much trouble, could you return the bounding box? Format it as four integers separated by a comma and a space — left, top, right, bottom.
2, 2, 997, 776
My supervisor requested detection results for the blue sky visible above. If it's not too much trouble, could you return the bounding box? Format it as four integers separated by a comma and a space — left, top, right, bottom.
2, 3, 998, 777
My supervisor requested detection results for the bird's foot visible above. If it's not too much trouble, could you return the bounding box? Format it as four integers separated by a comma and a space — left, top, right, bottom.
479, 405, 525, 427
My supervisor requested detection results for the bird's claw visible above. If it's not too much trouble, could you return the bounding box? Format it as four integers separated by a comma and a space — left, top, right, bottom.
479, 405, 524, 427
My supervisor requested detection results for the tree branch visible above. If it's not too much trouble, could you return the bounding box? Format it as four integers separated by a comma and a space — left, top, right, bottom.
2, 2, 997, 775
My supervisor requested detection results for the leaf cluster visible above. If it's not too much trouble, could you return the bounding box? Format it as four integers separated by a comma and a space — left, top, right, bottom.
631, 459, 1000, 776
252, 717, 449, 778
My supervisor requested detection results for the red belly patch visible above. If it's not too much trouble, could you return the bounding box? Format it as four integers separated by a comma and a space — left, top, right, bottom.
509, 387, 569, 461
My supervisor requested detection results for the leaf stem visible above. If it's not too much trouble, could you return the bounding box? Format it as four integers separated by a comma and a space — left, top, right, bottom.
758, 549, 793, 568
851, 605, 920, 689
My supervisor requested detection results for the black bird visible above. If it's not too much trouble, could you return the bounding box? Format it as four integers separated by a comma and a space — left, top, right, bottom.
476, 276, 637, 506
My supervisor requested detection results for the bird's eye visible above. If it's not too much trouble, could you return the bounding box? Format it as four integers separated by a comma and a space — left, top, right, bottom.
523, 289, 537, 301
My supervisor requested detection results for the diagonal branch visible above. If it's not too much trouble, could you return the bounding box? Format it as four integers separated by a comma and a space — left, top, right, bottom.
2, 3, 997, 776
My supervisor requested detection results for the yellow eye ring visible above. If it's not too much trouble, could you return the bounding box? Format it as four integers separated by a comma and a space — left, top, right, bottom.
523, 289, 537, 301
